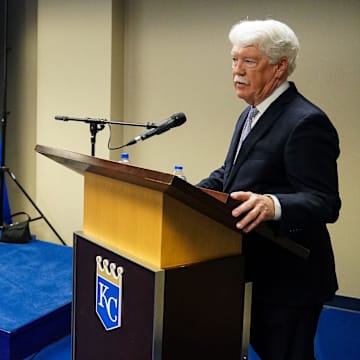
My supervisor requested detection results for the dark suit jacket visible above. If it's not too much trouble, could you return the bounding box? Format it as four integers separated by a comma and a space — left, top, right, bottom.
198, 82, 341, 305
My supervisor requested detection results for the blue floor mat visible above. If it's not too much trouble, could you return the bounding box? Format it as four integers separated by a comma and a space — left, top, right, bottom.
248, 305, 360, 360
315, 306, 360, 360
0, 239, 72, 360
26, 335, 71, 360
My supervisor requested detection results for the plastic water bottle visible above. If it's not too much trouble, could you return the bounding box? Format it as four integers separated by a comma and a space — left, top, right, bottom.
119, 152, 130, 164
173, 165, 187, 181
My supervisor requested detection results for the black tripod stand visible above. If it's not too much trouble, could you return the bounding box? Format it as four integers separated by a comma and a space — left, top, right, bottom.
0, 167, 65, 245
0, 0, 65, 245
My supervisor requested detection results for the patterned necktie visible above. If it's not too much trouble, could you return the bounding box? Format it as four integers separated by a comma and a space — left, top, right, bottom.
234, 106, 259, 162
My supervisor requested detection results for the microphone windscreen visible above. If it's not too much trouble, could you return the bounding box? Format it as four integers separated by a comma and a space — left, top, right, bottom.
172, 112, 187, 127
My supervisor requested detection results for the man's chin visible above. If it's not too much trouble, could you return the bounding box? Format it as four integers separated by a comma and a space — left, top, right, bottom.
235, 90, 250, 102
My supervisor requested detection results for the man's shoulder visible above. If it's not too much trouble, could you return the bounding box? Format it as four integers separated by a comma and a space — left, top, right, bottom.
279, 82, 328, 116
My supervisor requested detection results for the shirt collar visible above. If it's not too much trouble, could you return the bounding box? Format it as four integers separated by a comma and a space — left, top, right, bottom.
256, 81, 290, 115
250, 81, 290, 128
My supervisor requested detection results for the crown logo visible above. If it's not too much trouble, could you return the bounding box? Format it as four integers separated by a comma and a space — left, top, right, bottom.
96, 255, 124, 331
96, 256, 123, 283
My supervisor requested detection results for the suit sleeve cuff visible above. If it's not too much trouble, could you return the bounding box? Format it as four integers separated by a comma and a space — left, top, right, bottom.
265, 194, 282, 220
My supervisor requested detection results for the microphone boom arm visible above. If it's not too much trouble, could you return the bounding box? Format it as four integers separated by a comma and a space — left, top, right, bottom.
55, 115, 159, 156
54, 115, 157, 129
54, 112, 186, 155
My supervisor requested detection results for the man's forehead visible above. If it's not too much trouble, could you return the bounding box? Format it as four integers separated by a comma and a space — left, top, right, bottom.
231, 45, 262, 55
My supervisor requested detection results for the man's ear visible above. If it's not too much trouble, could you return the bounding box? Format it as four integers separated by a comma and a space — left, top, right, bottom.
275, 57, 289, 79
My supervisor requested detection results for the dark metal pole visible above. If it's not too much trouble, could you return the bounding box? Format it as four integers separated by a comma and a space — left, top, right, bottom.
0, 0, 9, 224
0, 2, 66, 245
89, 122, 105, 157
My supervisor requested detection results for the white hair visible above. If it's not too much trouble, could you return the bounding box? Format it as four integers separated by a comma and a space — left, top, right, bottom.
229, 19, 300, 76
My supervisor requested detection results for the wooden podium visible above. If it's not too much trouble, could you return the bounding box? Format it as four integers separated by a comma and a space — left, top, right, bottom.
35, 145, 245, 360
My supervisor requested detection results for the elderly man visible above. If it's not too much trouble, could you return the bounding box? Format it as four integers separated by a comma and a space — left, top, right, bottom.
198, 19, 341, 360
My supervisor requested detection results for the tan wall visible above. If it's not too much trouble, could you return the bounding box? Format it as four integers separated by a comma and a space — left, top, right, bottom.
6, 0, 360, 298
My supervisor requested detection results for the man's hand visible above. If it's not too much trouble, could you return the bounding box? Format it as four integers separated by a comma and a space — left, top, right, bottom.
230, 191, 275, 233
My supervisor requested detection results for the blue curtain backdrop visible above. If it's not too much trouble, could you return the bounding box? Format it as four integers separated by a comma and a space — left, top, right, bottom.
0, 135, 11, 222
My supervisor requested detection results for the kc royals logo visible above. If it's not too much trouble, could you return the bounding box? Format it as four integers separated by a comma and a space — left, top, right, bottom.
96, 256, 124, 331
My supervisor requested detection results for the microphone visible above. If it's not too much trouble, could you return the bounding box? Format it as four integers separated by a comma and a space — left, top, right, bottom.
125, 112, 186, 146
55, 115, 70, 121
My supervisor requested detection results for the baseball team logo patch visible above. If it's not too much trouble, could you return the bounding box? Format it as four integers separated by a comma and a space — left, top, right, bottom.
95, 255, 124, 331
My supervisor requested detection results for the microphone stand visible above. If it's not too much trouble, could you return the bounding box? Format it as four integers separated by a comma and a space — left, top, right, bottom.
55, 116, 158, 156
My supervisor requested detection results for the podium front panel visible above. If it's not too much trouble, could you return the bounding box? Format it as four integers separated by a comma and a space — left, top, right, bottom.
73, 232, 245, 360
73, 232, 164, 360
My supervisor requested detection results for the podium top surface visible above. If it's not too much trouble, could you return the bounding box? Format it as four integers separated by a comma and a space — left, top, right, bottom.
35, 145, 310, 259
35, 144, 239, 232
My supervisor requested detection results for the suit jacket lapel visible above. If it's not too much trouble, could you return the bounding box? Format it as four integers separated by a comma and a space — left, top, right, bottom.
224, 83, 298, 191
226, 109, 250, 166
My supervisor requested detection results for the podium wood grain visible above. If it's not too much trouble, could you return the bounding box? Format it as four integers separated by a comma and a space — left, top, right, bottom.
84, 171, 241, 268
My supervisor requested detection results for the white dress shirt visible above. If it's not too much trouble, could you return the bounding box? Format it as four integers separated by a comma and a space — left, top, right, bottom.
250, 81, 290, 220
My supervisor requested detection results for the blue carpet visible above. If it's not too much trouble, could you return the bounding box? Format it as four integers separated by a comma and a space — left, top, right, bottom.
248, 304, 360, 360
0, 239, 72, 360
315, 305, 360, 360
25, 335, 71, 360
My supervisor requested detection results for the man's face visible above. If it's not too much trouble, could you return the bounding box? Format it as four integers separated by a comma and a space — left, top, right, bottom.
231, 45, 286, 106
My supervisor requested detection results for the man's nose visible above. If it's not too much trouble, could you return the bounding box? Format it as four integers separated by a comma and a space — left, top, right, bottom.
232, 60, 245, 75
